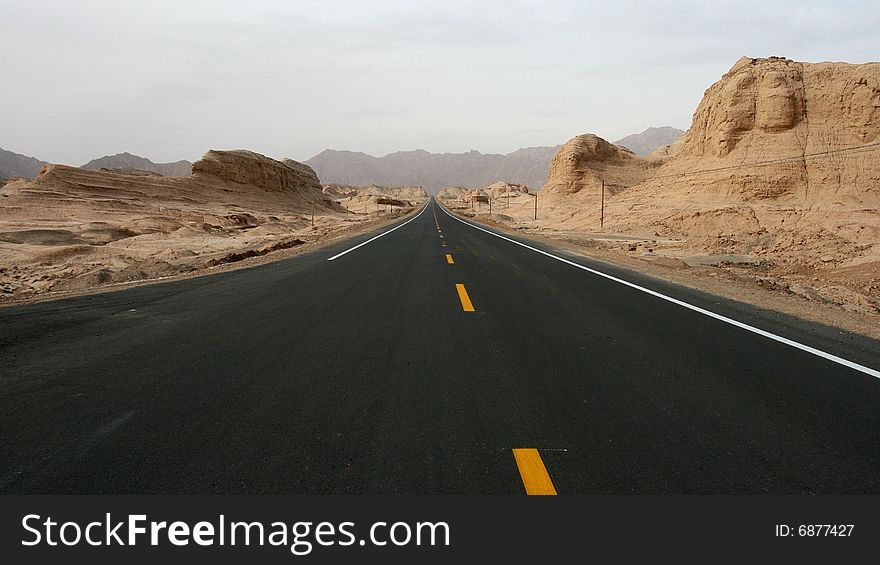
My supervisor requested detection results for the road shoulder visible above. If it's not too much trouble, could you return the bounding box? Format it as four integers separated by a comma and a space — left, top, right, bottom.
442, 204, 880, 341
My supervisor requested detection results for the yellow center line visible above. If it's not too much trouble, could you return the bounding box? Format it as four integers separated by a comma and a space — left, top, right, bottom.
455, 283, 475, 312
445, 254, 454, 264
512, 448, 557, 495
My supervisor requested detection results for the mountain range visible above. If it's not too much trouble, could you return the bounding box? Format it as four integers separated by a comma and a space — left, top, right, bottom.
81, 152, 192, 176
2, 126, 682, 188
304, 127, 683, 193
1, 149, 193, 181
304, 146, 561, 194
614, 126, 684, 156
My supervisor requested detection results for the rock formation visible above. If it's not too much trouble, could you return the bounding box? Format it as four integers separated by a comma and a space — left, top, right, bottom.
616, 57, 880, 225
645, 56, 880, 204
0, 150, 348, 297
539, 58, 880, 262
323, 184, 428, 211
521, 57, 880, 315
190, 150, 325, 197
437, 182, 530, 205
484, 181, 531, 198
436, 187, 465, 201
541, 134, 660, 198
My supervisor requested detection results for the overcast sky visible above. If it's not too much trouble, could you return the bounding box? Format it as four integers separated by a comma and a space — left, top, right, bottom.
2, 0, 877, 165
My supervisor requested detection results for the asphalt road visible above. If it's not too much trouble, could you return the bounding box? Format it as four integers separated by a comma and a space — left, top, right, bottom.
2, 198, 879, 494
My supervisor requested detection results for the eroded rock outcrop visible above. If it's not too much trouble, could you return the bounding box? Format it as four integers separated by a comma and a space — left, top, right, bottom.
489, 57, 880, 316
437, 183, 529, 204
609, 57, 880, 312
484, 181, 531, 198
542, 134, 660, 198
658, 56, 880, 202
0, 150, 349, 297
320, 185, 428, 214
192, 150, 324, 196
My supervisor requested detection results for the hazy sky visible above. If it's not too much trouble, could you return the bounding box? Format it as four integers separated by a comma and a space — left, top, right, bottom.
2, 0, 877, 165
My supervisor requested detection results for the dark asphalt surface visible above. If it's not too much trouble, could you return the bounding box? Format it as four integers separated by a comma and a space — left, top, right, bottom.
1, 197, 879, 494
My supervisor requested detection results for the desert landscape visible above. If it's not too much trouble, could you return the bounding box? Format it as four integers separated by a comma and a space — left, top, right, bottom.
2, 55, 878, 335
0, 150, 426, 301
6, 0, 880, 536
440, 56, 880, 333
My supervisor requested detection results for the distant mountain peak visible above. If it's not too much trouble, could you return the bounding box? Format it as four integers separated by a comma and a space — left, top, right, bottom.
614, 126, 685, 156
0, 147, 48, 180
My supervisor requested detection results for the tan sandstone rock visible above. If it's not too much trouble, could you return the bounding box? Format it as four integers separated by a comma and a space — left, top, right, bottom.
542, 134, 660, 199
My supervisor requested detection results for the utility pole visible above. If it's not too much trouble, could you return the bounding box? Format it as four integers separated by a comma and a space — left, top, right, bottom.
311, 200, 315, 227
489, 197, 492, 215
600, 179, 605, 229
534, 191, 538, 220
507, 192, 510, 208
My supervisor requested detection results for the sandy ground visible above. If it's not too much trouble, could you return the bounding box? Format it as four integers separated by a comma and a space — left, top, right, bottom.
0, 207, 418, 307
446, 198, 880, 340
0, 152, 432, 307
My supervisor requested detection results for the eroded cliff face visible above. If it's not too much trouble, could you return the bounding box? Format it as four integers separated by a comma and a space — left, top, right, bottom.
668, 56, 880, 202
604, 58, 880, 314
192, 150, 324, 196
484, 181, 531, 199
483, 57, 880, 316
687, 57, 807, 158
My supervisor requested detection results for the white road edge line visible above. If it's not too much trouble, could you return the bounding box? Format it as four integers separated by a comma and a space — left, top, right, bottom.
327, 202, 430, 261
439, 203, 880, 380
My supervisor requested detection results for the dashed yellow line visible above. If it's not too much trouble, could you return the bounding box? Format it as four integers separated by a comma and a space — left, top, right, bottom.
512, 448, 557, 495
446, 254, 454, 264
455, 283, 475, 312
